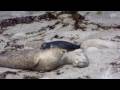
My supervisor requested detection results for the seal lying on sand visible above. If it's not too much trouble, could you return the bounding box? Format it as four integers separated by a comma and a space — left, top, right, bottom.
40, 41, 80, 51
0, 47, 88, 72
0, 48, 66, 72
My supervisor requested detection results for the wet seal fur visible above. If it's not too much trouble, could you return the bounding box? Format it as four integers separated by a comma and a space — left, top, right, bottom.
40, 41, 80, 51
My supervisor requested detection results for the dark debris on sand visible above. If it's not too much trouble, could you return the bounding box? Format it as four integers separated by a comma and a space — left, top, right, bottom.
1, 11, 120, 34
0, 11, 86, 33
0, 12, 58, 33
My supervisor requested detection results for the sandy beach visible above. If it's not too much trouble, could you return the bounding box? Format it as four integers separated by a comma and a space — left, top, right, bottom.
0, 11, 120, 79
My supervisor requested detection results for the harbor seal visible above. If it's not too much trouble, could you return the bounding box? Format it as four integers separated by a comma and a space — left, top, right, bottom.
0, 48, 66, 72
40, 41, 80, 51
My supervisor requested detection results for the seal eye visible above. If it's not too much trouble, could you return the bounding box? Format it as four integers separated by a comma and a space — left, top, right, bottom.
40, 43, 47, 49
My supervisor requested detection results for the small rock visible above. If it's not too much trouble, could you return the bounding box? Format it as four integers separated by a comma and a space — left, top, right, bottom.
23, 75, 39, 79
56, 70, 64, 75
